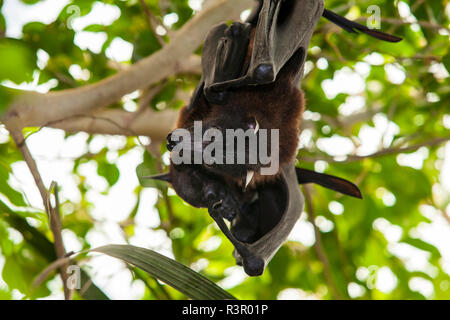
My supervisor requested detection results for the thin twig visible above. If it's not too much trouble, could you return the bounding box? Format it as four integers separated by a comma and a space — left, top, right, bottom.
303, 184, 344, 300
355, 17, 450, 32
139, 0, 166, 45
48, 182, 72, 300
300, 135, 450, 163
411, 0, 426, 12
155, 151, 177, 229
325, 32, 346, 64
7, 125, 49, 210
439, 208, 450, 225
42, 114, 148, 149
138, 84, 164, 110
5, 119, 71, 299
48, 70, 78, 87
33, 256, 73, 290
427, 198, 450, 225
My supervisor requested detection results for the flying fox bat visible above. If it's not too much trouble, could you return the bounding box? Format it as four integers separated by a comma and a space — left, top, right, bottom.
144, 0, 400, 276
168, 0, 401, 188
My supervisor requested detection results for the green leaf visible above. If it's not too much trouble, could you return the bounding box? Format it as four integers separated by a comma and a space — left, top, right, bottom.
0, 39, 37, 84
20, 0, 43, 4
0, 164, 27, 207
132, 30, 163, 62
92, 244, 236, 300
0, 14, 5, 34
0, 86, 21, 116
0, 288, 12, 300
443, 52, 450, 74
136, 153, 166, 189
151, 82, 177, 108
136, 162, 159, 188
2, 253, 51, 298
402, 238, 441, 259
83, 24, 106, 32
97, 161, 120, 187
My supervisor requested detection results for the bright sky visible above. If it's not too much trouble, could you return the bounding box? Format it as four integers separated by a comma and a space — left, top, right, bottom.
0, 0, 449, 300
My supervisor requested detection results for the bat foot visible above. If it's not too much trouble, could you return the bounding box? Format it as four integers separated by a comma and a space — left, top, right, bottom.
242, 255, 265, 277
209, 200, 237, 222
233, 247, 264, 277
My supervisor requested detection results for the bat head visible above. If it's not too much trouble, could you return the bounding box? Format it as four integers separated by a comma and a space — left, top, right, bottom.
167, 41, 307, 188
166, 109, 276, 188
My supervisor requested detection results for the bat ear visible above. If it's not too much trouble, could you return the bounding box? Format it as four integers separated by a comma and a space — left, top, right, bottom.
323, 9, 402, 43
143, 173, 172, 183
276, 46, 305, 82
325, 177, 363, 199
296, 168, 363, 199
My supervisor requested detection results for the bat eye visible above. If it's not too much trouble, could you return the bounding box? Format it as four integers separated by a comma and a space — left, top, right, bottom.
205, 189, 217, 201
167, 132, 181, 152
166, 133, 175, 151
247, 117, 259, 134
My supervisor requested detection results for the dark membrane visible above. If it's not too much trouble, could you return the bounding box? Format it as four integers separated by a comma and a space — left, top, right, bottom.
231, 176, 287, 245
228, 163, 303, 276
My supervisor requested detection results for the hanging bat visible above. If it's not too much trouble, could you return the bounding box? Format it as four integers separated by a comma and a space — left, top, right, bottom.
144, 0, 400, 276
168, 0, 401, 188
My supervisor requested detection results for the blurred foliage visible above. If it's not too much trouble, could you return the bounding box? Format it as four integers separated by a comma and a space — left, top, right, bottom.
93, 244, 236, 300
0, 0, 449, 300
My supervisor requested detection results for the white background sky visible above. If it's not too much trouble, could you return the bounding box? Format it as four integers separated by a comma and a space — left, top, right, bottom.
0, 0, 449, 300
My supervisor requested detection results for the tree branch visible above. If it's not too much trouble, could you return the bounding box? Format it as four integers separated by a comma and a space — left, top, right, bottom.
300, 135, 450, 163
45, 109, 177, 142
48, 182, 71, 300
1, 0, 253, 131
38, 102, 381, 144
6, 118, 71, 299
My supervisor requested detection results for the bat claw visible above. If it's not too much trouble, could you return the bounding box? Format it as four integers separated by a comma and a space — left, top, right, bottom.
244, 171, 255, 189
210, 199, 237, 221
254, 119, 259, 134
253, 64, 274, 83
212, 199, 223, 209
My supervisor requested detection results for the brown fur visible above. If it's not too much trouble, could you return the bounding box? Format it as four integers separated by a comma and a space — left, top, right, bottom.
175, 27, 305, 187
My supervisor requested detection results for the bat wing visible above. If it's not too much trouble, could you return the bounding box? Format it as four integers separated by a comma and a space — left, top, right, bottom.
189, 1, 402, 108
190, 0, 324, 106
201, 22, 253, 104
296, 167, 363, 199
231, 163, 304, 276
245, 0, 324, 86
